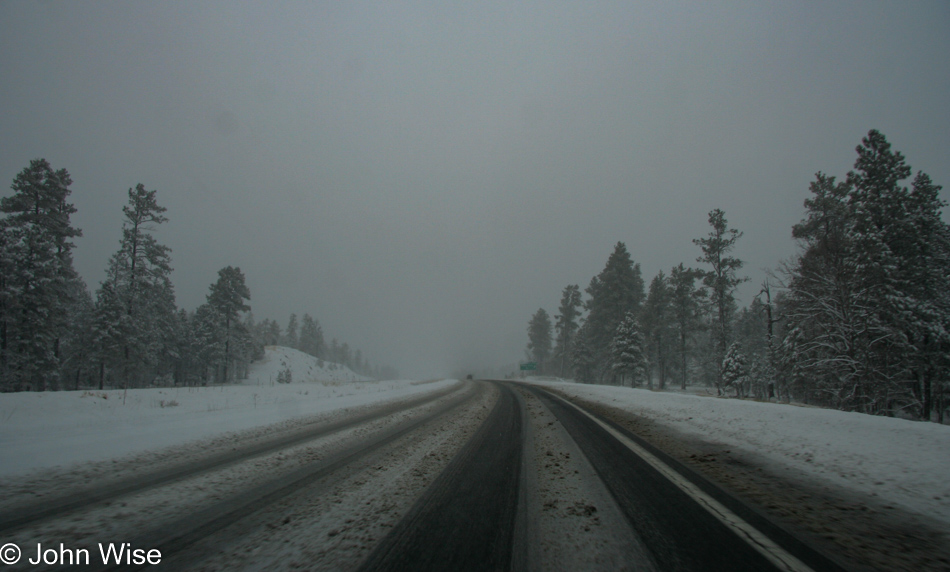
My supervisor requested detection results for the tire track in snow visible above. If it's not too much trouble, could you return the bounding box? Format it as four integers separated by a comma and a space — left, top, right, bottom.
71, 382, 482, 572
0, 381, 466, 535
359, 381, 523, 572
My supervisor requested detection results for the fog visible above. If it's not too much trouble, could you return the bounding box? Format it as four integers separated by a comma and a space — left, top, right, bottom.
1, 2, 947, 378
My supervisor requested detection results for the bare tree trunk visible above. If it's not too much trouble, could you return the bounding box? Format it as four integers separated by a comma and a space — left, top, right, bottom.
680, 330, 688, 390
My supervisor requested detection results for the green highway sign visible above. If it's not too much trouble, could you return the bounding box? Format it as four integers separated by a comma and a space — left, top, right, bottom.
520, 362, 537, 371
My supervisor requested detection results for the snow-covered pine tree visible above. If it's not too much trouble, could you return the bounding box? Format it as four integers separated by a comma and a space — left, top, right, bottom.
526, 308, 553, 373
693, 209, 747, 394
732, 296, 771, 397
611, 312, 647, 387
0, 159, 82, 391
299, 314, 325, 358
553, 284, 582, 377
721, 341, 749, 397
585, 242, 645, 381
847, 132, 950, 419
206, 266, 251, 383
93, 184, 176, 389
58, 277, 96, 390
170, 309, 200, 386
781, 172, 862, 407
782, 130, 950, 419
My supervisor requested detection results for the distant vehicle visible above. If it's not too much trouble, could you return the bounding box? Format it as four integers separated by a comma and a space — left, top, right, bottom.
466, 374, 473, 380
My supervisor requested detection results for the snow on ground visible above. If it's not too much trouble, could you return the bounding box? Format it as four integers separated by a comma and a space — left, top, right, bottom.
534, 380, 950, 526
244, 345, 372, 384
0, 348, 450, 478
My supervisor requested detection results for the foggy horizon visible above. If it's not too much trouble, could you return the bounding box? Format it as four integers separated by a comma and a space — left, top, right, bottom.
2, 1, 948, 378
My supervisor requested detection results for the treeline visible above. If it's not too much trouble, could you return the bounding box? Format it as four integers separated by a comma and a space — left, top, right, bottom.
526, 130, 949, 422
0, 159, 393, 392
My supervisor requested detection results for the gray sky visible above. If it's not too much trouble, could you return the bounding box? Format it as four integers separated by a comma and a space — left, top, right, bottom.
2, 1, 948, 378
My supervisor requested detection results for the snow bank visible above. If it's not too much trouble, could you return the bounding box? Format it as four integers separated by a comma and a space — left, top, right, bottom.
244, 345, 372, 384
0, 376, 456, 478
535, 381, 950, 526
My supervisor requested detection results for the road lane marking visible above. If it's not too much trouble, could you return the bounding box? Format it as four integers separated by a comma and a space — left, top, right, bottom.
553, 393, 814, 572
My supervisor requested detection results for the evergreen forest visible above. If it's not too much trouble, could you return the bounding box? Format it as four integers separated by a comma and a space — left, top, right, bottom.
525, 131, 949, 423
0, 162, 393, 392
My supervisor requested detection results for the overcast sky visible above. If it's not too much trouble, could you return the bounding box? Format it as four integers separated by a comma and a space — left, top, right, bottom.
1, 1, 948, 378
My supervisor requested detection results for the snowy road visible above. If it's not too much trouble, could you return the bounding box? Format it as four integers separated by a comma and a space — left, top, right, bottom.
360, 381, 523, 571
1, 380, 940, 570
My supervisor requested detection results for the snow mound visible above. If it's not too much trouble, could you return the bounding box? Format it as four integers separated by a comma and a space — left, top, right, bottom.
244, 346, 372, 385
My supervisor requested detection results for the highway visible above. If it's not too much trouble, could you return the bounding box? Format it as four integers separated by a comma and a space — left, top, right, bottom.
0, 380, 854, 571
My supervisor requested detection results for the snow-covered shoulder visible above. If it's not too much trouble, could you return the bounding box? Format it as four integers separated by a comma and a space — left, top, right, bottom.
533, 380, 950, 526
0, 375, 457, 478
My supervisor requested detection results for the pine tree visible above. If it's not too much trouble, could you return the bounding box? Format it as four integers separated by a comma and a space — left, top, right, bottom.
611, 312, 647, 387
571, 323, 597, 383
669, 264, 705, 390
526, 308, 553, 372
192, 303, 222, 383
243, 312, 265, 362
284, 314, 298, 349
171, 309, 200, 386
733, 294, 774, 399
266, 320, 281, 346
93, 184, 176, 389
58, 277, 96, 390
781, 172, 862, 407
642, 272, 672, 389
0, 159, 82, 391
299, 314, 325, 358
206, 266, 251, 383
553, 284, 583, 377
783, 130, 950, 418
721, 341, 749, 397
848, 132, 950, 418
694, 209, 747, 393
585, 242, 645, 380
